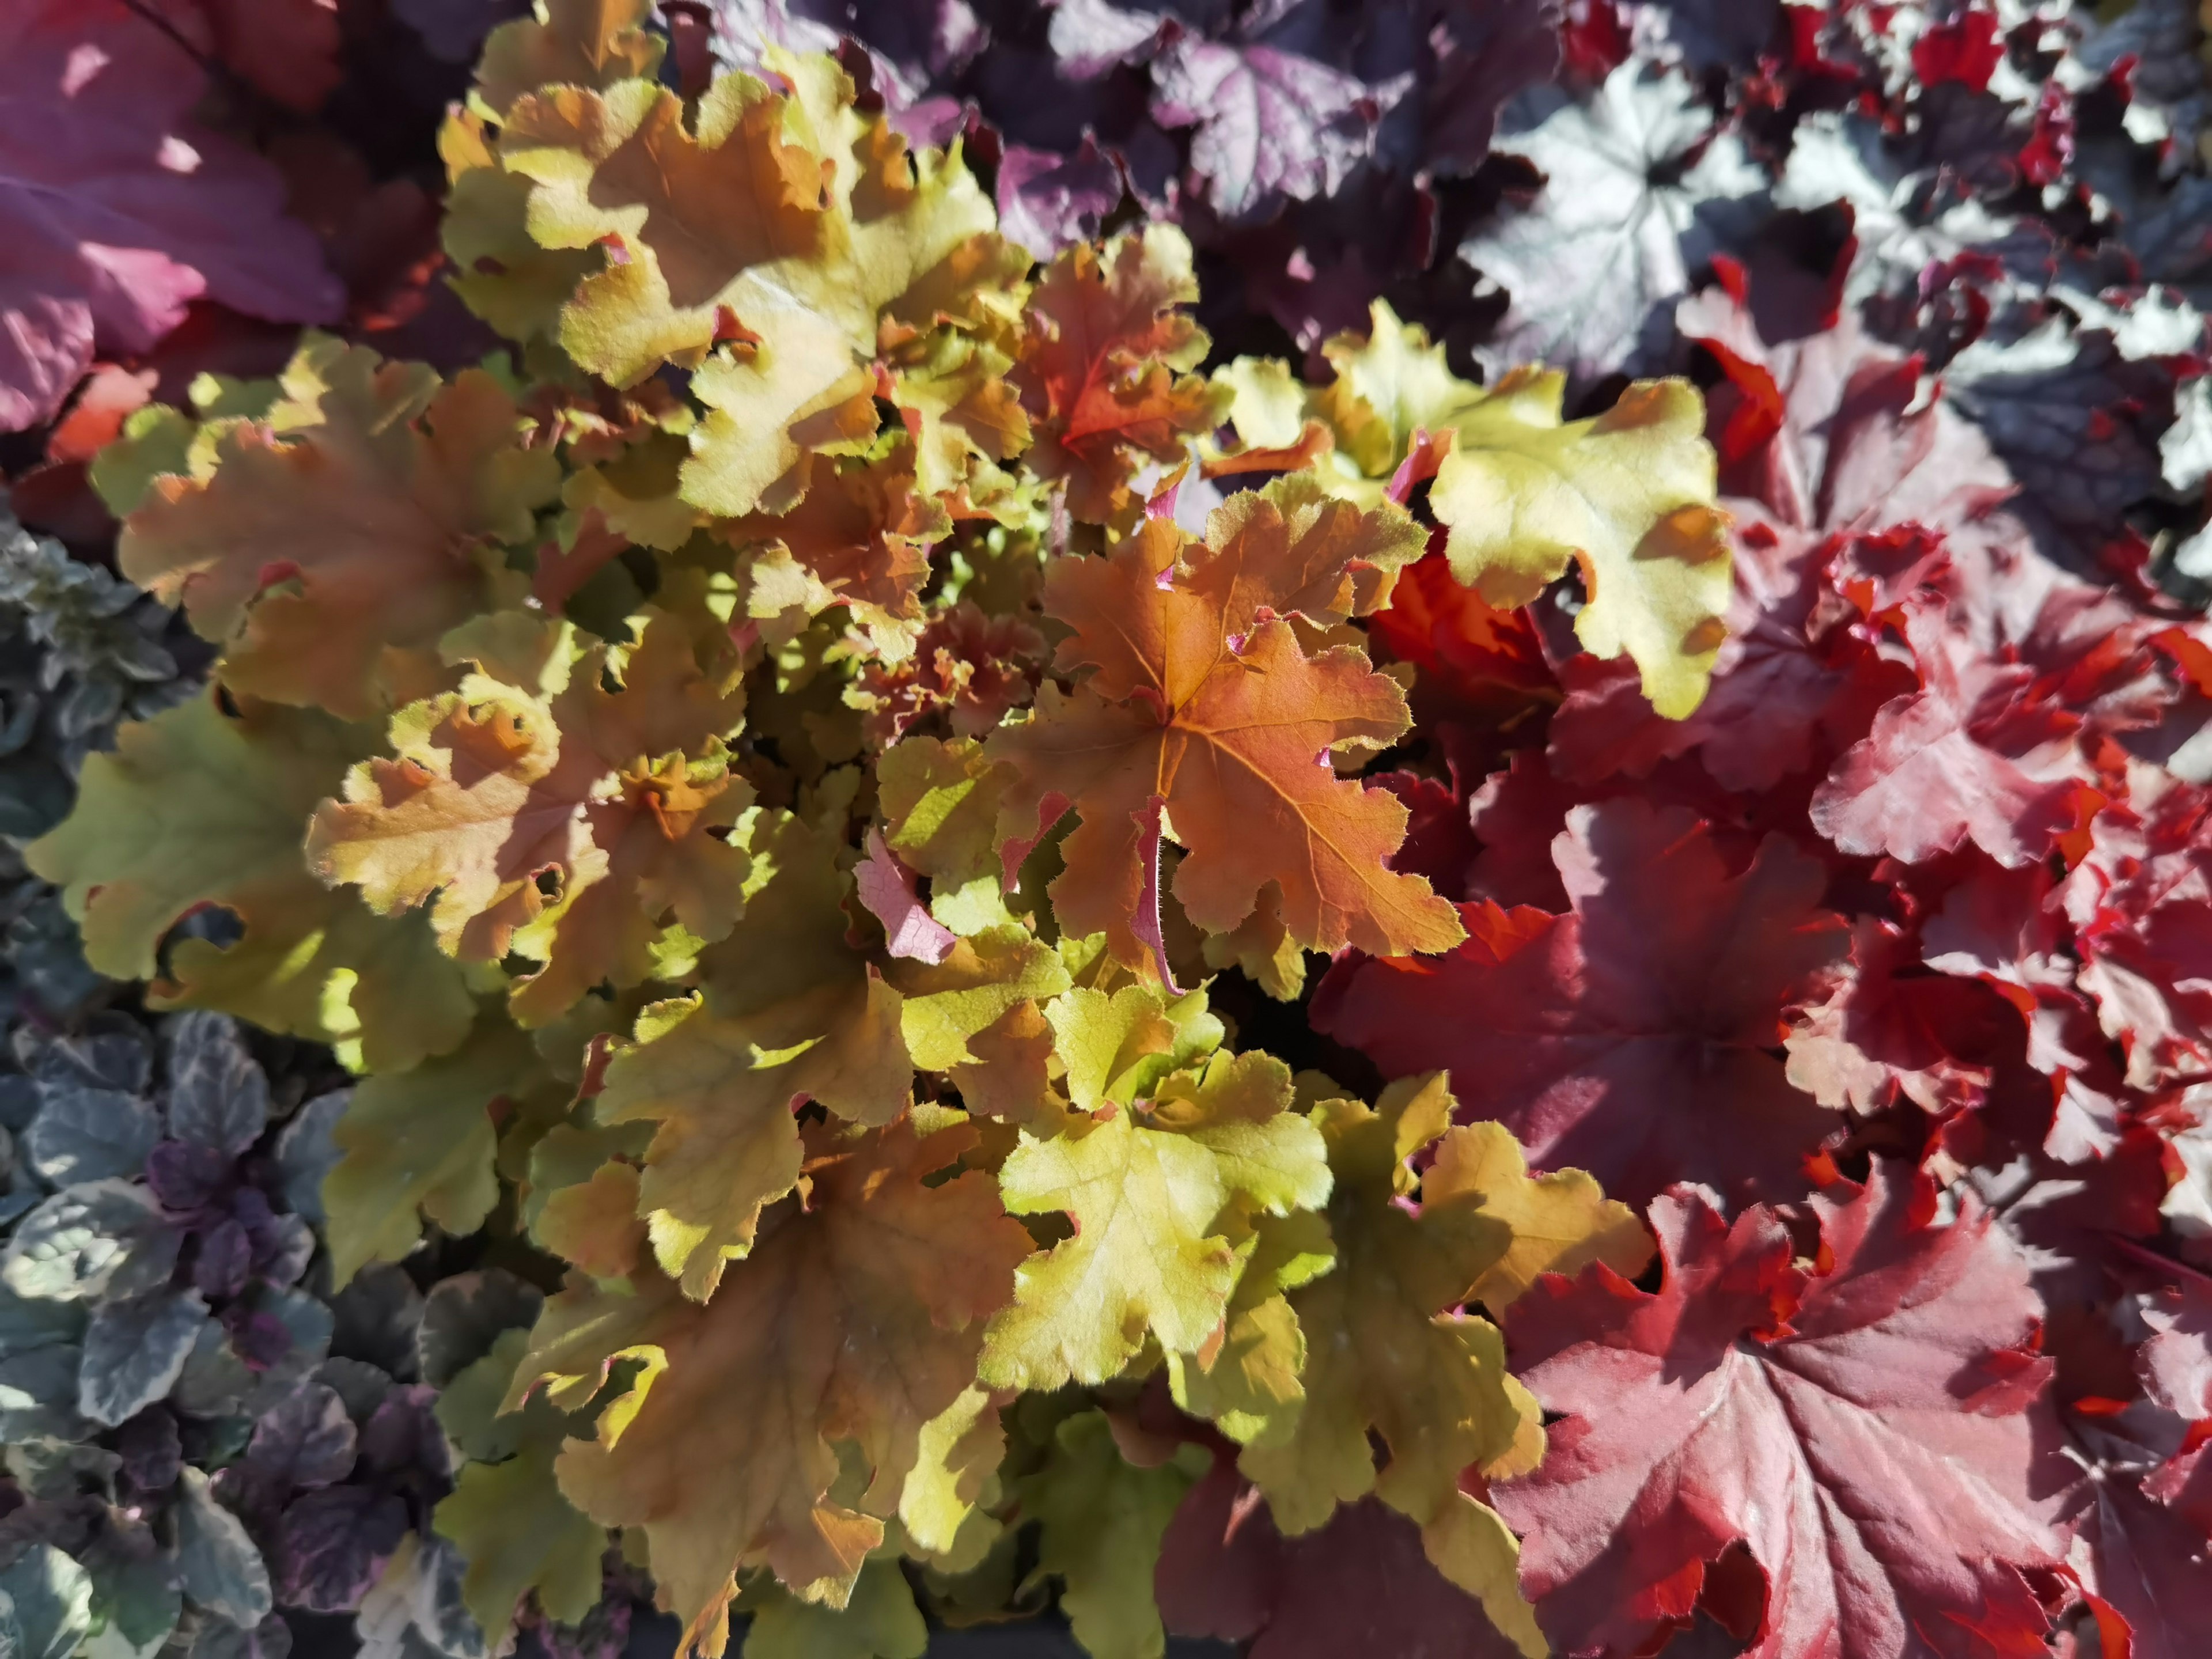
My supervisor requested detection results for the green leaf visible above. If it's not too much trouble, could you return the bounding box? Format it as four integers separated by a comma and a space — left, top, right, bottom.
24, 692, 475, 1074
323, 1018, 546, 1285
1430, 376, 1730, 719
1017, 1412, 1203, 1659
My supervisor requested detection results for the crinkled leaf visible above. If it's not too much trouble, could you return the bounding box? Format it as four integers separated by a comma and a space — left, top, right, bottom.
79, 1289, 210, 1426
24, 691, 476, 1075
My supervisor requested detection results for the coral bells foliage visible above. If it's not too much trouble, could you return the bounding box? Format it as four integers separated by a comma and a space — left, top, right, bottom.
25, 9, 2212, 1659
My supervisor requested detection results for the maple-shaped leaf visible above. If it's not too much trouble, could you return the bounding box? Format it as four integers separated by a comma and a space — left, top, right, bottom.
118, 337, 560, 720
1460, 63, 1766, 384
507, 1118, 1028, 1656
2063, 762, 2212, 1088
307, 610, 751, 1024
1429, 375, 1733, 721
988, 501, 1460, 974
0, 0, 341, 432
496, 53, 1014, 517
1012, 226, 1227, 527
324, 1017, 552, 1285
718, 445, 950, 660
1150, 36, 1385, 222
24, 690, 474, 1075
2052, 1412, 2212, 1659
1494, 1166, 2064, 1659
978, 1024, 1328, 1391
1238, 1076, 1629, 1550
1313, 800, 1849, 1208
1809, 597, 2085, 869
590, 987, 906, 1300
475, 0, 664, 116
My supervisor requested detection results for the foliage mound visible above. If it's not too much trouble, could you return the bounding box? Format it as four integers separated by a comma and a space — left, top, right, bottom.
13, 4, 2212, 1659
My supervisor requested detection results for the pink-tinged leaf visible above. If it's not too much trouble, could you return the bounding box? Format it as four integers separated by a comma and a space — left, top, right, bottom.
1811, 601, 2086, 869
1313, 799, 1849, 1208
2141, 1283, 2212, 1421
855, 831, 956, 965
1496, 1165, 2065, 1659
0, 0, 342, 431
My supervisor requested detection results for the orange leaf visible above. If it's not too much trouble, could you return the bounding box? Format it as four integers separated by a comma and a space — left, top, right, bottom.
1012, 226, 1225, 526
989, 514, 1462, 969
509, 1118, 1029, 1654
120, 339, 559, 719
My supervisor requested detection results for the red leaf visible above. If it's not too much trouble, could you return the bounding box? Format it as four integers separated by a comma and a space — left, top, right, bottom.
1156, 1460, 1526, 1659
0, 0, 341, 431
1496, 1165, 2064, 1659
1313, 799, 1849, 1207
1911, 10, 2005, 93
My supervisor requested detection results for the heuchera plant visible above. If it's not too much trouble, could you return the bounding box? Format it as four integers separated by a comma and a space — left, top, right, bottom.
22, 3, 1722, 1654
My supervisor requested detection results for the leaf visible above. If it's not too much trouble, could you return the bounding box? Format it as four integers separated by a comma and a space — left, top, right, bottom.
1150, 39, 1383, 221
1, 1181, 178, 1303
593, 992, 887, 1300
475, 0, 664, 115
164, 1013, 272, 1158
2054, 1415, 2212, 1659
435, 1441, 609, 1634
1421, 1119, 1653, 1313
1429, 375, 1732, 720
0, 1546, 93, 1659
78, 1289, 210, 1426
323, 1018, 548, 1286
1461, 63, 1765, 383
308, 610, 750, 1023
507, 1118, 1028, 1656
978, 1042, 1328, 1391
1494, 1165, 2063, 1659
1160, 1463, 1536, 1659
1810, 599, 2084, 869
176, 1468, 275, 1629
24, 690, 476, 1076
1235, 1077, 1533, 1536
0, 0, 340, 431
22, 1084, 160, 1186
1011, 227, 1226, 525
1315, 800, 1850, 1209
718, 446, 949, 659
495, 55, 1013, 516
989, 512, 1460, 973
741, 1555, 926, 1659
118, 336, 559, 719
1017, 1410, 1203, 1659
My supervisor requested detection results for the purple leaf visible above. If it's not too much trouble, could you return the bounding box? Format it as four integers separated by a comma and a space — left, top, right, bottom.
245, 1381, 358, 1497
192, 1218, 253, 1301
116, 1405, 183, 1494
997, 137, 1126, 260
1152, 37, 1384, 219
146, 1140, 233, 1214
271, 1486, 408, 1613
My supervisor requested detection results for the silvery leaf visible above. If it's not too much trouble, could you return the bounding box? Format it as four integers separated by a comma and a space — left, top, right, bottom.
164, 1017, 268, 1158
0, 1346, 89, 1441
274, 1092, 348, 1226
330, 1266, 423, 1381
24, 1086, 160, 1185
29, 1027, 151, 1097
1, 1181, 178, 1302
1463, 63, 1767, 382
78, 1290, 209, 1426
184, 1613, 291, 1659
0, 1282, 84, 1359
170, 1323, 253, 1421
0, 1546, 94, 1659
175, 1469, 272, 1629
